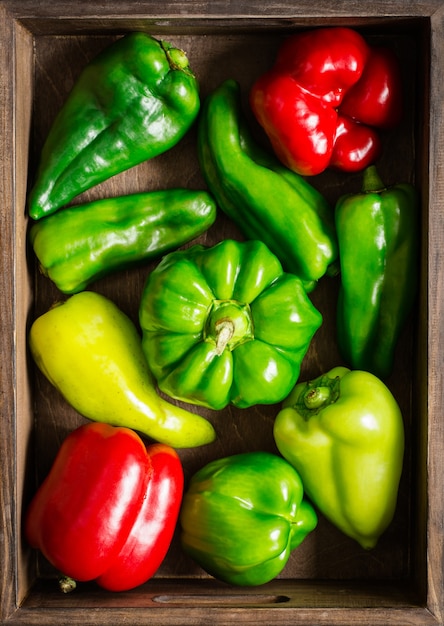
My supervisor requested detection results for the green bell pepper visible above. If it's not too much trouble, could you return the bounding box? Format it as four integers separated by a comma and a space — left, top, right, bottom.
273, 366, 405, 549
198, 79, 338, 292
180, 451, 317, 586
29, 33, 200, 219
139, 239, 322, 410
30, 188, 216, 294
335, 165, 418, 378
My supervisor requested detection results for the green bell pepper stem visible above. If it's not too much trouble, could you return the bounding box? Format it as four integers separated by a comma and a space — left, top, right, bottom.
296, 373, 341, 417
30, 188, 216, 294
335, 166, 418, 378
198, 79, 337, 289
362, 164, 386, 193
29, 33, 200, 219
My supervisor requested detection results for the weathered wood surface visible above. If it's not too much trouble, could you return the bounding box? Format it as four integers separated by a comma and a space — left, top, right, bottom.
1, 1, 444, 624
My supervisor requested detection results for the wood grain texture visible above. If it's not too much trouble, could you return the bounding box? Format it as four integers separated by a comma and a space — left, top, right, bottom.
0, 4, 18, 623
1, 1, 443, 624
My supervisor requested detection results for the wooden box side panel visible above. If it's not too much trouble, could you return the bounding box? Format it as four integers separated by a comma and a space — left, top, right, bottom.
0, 4, 18, 618
0, 8, 35, 624
424, 6, 444, 623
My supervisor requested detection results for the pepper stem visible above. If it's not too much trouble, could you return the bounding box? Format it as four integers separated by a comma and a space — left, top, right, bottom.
295, 375, 341, 420
214, 319, 235, 356
161, 40, 194, 76
304, 386, 332, 409
362, 165, 386, 194
58, 575, 77, 594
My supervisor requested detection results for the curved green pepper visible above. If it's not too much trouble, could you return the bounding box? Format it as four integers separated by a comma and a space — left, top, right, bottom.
139, 239, 322, 410
274, 366, 404, 549
335, 165, 418, 378
29, 33, 200, 219
30, 188, 216, 294
198, 79, 338, 291
180, 451, 317, 586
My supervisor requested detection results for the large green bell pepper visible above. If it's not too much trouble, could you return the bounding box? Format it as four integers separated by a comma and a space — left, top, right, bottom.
335, 165, 418, 378
29, 33, 200, 219
273, 366, 405, 549
139, 239, 322, 410
198, 79, 338, 291
180, 451, 317, 586
30, 188, 216, 294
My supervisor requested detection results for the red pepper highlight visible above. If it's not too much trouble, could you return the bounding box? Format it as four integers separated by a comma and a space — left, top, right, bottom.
25, 422, 183, 591
250, 27, 403, 176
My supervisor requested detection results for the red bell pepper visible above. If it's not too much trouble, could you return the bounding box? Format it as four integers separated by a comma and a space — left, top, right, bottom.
25, 422, 183, 592
250, 27, 403, 176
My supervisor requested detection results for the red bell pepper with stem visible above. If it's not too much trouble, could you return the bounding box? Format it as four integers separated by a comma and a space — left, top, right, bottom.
25, 422, 184, 592
250, 27, 403, 176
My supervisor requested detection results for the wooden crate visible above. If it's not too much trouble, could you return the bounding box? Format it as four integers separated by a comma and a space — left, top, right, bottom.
1, 1, 443, 624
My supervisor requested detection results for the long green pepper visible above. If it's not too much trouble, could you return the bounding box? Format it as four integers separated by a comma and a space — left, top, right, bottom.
335, 165, 418, 378
30, 189, 216, 294
29, 33, 200, 219
198, 79, 338, 291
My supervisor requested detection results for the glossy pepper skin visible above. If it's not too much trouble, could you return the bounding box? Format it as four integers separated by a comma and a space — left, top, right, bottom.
139, 239, 322, 410
30, 188, 216, 294
198, 79, 337, 291
96, 441, 184, 591
25, 423, 184, 591
180, 451, 317, 586
274, 366, 404, 549
335, 166, 418, 379
250, 27, 403, 176
28, 33, 200, 219
29, 291, 216, 448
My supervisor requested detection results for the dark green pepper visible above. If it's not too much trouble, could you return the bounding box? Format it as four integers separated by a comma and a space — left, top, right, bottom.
180, 451, 317, 586
30, 188, 216, 294
139, 239, 322, 410
335, 166, 418, 378
29, 33, 200, 219
198, 79, 338, 291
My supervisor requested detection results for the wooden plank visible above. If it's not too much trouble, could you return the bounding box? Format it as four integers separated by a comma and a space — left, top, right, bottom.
424, 5, 444, 625
0, 3, 22, 624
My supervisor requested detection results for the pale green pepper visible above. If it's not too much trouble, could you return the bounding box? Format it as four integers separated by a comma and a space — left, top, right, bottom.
273, 366, 404, 549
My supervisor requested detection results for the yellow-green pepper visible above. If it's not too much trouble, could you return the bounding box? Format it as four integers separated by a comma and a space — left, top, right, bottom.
274, 366, 404, 549
29, 291, 216, 448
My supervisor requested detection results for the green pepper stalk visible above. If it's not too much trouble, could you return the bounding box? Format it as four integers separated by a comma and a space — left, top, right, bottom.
274, 366, 405, 549
29, 33, 200, 219
198, 79, 338, 291
30, 188, 216, 294
335, 165, 418, 378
